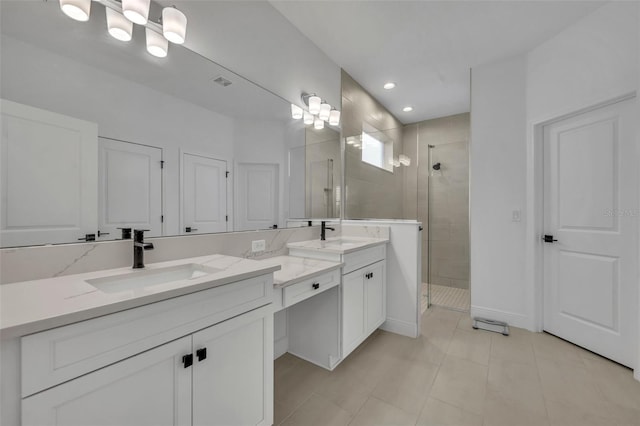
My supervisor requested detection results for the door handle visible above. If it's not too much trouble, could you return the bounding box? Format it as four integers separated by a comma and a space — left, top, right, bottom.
543, 235, 558, 243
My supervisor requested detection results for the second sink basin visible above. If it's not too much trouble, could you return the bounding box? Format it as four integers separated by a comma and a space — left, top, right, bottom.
87, 263, 222, 294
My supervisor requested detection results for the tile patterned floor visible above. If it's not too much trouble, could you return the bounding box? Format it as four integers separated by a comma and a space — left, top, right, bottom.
274, 306, 640, 426
429, 284, 470, 312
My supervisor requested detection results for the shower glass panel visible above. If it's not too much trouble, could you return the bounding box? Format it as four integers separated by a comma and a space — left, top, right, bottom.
422, 140, 470, 311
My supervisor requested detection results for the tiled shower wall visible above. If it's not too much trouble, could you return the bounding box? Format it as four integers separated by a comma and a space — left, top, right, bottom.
406, 113, 470, 287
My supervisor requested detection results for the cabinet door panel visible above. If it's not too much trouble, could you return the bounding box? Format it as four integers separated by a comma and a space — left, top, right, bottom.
365, 261, 386, 334
22, 337, 192, 426
192, 305, 273, 426
342, 271, 365, 357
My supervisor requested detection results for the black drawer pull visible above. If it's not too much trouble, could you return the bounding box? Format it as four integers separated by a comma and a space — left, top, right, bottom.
312, 283, 320, 290
196, 348, 207, 362
182, 354, 193, 368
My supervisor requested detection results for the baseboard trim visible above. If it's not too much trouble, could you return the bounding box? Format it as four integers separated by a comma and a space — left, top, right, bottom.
274, 337, 288, 360
381, 317, 418, 338
470, 305, 531, 331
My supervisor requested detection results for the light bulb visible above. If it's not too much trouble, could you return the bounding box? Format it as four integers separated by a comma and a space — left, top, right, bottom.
399, 154, 411, 166
291, 104, 303, 120
146, 28, 168, 58
303, 111, 314, 125
314, 117, 324, 130
383, 82, 396, 90
122, 0, 150, 25
319, 102, 331, 121
402, 106, 413, 112
106, 8, 133, 42
308, 95, 321, 115
162, 7, 187, 44
329, 109, 341, 126
59, 0, 91, 22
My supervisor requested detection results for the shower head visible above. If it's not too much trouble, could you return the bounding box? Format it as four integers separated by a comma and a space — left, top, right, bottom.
432, 162, 441, 171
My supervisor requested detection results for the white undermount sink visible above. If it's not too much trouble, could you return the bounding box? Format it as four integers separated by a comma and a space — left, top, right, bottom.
86, 263, 222, 294
323, 238, 362, 246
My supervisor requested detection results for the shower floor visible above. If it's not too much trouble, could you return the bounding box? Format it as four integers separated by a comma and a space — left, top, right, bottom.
422, 283, 470, 312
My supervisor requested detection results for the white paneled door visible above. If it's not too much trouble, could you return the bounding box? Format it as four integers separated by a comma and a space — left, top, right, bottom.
181, 153, 227, 234
0, 100, 98, 247
543, 97, 638, 367
98, 138, 163, 239
236, 163, 279, 231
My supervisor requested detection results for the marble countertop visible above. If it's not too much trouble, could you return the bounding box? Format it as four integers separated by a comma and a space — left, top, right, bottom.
258, 256, 343, 288
286, 236, 389, 254
0, 254, 280, 339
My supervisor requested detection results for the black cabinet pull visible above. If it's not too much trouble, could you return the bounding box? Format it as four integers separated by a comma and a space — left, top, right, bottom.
182, 354, 193, 368
185, 227, 199, 233
196, 348, 207, 362
78, 233, 96, 241
312, 283, 320, 290
543, 235, 558, 243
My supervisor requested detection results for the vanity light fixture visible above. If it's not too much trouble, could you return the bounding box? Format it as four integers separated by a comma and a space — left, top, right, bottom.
329, 109, 341, 126
308, 95, 321, 115
383, 82, 396, 90
346, 136, 355, 145
146, 27, 168, 58
318, 102, 331, 121
402, 106, 413, 112
393, 157, 401, 168
303, 111, 314, 125
399, 154, 411, 166
162, 6, 187, 44
314, 117, 325, 130
59, 0, 91, 22
291, 104, 303, 120
122, 0, 150, 25
106, 8, 133, 42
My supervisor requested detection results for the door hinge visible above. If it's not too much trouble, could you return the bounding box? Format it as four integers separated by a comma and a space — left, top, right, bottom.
182, 353, 193, 368
225, 171, 230, 178
160, 160, 165, 169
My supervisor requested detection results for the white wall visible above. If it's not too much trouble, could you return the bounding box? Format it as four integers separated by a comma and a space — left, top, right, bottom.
1, 36, 235, 237
470, 2, 639, 338
470, 55, 529, 328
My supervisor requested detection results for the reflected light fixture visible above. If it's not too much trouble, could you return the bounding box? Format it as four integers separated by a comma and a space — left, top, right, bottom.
314, 117, 324, 130
402, 106, 413, 112
383, 82, 396, 90
106, 7, 133, 41
122, 0, 150, 25
303, 111, 314, 125
346, 136, 355, 145
329, 109, 341, 126
291, 104, 303, 120
146, 27, 168, 58
59, 0, 91, 22
308, 95, 321, 115
399, 154, 411, 166
162, 6, 187, 44
319, 102, 331, 121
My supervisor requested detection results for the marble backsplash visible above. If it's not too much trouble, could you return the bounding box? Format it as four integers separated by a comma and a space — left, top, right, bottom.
0, 225, 342, 284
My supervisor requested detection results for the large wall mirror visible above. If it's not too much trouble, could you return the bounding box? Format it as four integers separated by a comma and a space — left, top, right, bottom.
0, 0, 312, 248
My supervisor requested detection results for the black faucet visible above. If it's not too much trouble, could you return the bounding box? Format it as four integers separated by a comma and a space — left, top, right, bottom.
133, 229, 154, 269
320, 221, 335, 241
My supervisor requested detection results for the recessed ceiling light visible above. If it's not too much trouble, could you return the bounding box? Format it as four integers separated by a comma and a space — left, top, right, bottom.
383, 82, 396, 90
402, 106, 413, 112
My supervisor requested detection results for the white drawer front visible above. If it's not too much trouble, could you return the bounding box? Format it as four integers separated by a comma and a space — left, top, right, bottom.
21, 274, 272, 397
283, 269, 340, 308
342, 245, 386, 274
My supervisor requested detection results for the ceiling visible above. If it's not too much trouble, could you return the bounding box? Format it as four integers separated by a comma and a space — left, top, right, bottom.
270, 0, 605, 124
0, 1, 290, 122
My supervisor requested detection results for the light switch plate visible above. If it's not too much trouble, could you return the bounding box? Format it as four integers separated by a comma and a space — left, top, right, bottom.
512, 209, 521, 222
252, 240, 266, 252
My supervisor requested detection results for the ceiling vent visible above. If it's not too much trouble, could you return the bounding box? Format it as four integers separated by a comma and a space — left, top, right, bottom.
212, 75, 232, 87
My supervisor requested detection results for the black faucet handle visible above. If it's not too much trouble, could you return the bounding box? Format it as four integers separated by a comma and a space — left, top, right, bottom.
133, 229, 150, 242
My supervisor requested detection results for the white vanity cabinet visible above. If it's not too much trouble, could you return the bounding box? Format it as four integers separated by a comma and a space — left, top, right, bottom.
342, 251, 386, 358
19, 274, 274, 426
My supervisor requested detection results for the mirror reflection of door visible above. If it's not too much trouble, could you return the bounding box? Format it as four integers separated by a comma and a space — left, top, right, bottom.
0, 100, 98, 247
181, 153, 228, 235
98, 138, 163, 240
236, 163, 279, 231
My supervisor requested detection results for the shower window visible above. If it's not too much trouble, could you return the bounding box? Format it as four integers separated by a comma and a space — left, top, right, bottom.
361, 129, 393, 172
